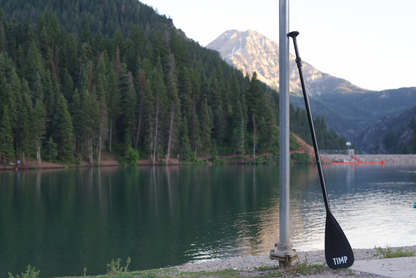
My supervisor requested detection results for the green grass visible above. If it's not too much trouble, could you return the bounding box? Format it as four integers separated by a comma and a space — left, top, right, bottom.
253, 263, 279, 271
374, 245, 415, 258
11, 255, 357, 278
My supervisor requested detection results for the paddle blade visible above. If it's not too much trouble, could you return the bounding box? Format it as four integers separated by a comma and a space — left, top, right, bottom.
325, 211, 354, 269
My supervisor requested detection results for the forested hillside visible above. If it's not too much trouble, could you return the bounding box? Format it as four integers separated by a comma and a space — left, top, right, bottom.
0, 0, 348, 165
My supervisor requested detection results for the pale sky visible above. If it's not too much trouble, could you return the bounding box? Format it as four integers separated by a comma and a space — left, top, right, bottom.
139, 0, 416, 91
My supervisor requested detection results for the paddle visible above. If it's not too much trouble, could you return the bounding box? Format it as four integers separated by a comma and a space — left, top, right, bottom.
287, 31, 354, 269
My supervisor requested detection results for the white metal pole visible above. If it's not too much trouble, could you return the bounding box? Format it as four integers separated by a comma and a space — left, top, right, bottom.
270, 0, 298, 268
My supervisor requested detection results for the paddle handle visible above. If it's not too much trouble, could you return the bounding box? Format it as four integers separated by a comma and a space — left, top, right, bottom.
287, 31, 330, 212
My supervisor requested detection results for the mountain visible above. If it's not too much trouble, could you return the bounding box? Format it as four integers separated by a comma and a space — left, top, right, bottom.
355, 105, 416, 153
207, 29, 416, 140
206, 29, 368, 98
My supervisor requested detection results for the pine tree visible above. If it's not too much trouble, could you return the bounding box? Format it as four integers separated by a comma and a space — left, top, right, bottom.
80, 19, 93, 47
43, 70, 54, 132
134, 69, 146, 149
150, 66, 168, 149
70, 89, 83, 151
180, 116, 191, 160
178, 67, 192, 120
210, 77, 222, 111
199, 99, 211, 152
126, 25, 144, 74
24, 41, 41, 84
166, 74, 181, 157
39, 27, 49, 59
246, 72, 266, 130
143, 79, 155, 159
168, 30, 183, 69
0, 106, 14, 162
214, 107, 224, 143
258, 116, 274, 158
83, 89, 99, 164
18, 88, 32, 161
43, 137, 58, 161
52, 93, 74, 163
64, 34, 78, 79
114, 45, 121, 78
94, 29, 104, 53
230, 74, 241, 109
232, 101, 244, 156
32, 100, 46, 166
105, 68, 119, 152
95, 74, 108, 164
31, 70, 43, 103
112, 28, 124, 57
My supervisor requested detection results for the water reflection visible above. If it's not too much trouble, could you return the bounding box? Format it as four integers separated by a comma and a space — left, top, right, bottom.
0, 164, 416, 277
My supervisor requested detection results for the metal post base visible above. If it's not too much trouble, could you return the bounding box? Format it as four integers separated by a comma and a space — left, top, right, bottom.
269, 242, 298, 269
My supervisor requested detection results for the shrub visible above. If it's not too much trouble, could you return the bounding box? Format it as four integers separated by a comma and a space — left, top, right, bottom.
291, 152, 310, 164
125, 147, 139, 165
8, 265, 40, 278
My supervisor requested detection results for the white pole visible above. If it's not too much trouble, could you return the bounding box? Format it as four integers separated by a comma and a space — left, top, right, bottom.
270, 0, 298, 268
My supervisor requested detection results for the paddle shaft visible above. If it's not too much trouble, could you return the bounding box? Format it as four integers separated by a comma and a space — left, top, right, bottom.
287, 31, 330, 212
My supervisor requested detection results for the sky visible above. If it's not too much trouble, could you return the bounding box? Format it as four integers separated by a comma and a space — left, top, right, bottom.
139, 0, 416, 91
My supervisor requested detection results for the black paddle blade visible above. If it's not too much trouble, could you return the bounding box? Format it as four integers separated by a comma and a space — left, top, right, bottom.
325, 211, 354, 269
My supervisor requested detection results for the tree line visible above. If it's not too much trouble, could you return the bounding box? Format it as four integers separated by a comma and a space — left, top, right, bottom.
0, 4, 348, 165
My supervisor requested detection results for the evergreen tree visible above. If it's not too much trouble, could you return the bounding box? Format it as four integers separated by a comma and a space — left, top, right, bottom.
0, 106, 14, 162
232, 100, 244, 155
24, 41, 41, 84
83, 89, 99, 164
52, 93, 74, 163
143, 79, 155, 158
39, 27, 49, 58
150, 66, 168, 148
199, 99, 211, 152
64, 34, 78, 79
180, 116, 191, 160
214, 107, 225, 143
258, 116, 274, 155
166, 73, 181, 156
210, 77, 222, 111
32, 100, 46, 166
96, 74, 108, 164
246, 72, 266, 129
43, 137, 58, 161
71, 88, 83, 151
105, 68, 119, 152
126, 25, 144, 74
31, 70, 43, 102
178, 67, 192, 120
18, 87, 32, 160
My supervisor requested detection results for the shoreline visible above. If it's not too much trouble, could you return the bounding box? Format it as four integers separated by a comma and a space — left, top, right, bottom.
3, 153, 416, 171
0, 133, 329, 171
170, 245, 416, 277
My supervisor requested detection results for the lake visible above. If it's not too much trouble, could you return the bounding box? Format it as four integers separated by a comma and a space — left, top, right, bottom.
1, 163, 416, 277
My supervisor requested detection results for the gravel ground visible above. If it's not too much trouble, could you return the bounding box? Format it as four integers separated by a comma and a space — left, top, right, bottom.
172, 246, 416, 277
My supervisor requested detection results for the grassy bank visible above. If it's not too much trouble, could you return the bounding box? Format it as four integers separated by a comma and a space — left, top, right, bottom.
9, 246, 415, 278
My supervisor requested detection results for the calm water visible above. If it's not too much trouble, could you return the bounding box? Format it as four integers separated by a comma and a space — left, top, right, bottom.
1, 164, 416, 277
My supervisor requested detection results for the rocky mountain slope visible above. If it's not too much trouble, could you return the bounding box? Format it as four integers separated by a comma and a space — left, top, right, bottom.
207, 29, 416, 142
206, 29, 368, 98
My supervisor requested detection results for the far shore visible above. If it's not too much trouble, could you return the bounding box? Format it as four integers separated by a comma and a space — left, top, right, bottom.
3, 133, 416, 171
0, 133, 332, 171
